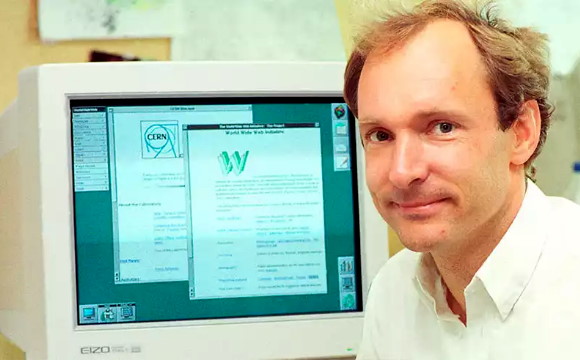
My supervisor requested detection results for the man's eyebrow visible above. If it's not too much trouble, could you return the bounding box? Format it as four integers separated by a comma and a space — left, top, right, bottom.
357, 116, 382, 124
357, 109, 470, 125
411, 109, 470, 122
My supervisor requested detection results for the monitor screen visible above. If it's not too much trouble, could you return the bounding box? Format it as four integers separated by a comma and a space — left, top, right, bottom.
71, 97, 362, 325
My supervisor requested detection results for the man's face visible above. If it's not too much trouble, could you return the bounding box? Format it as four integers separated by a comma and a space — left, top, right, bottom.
357, 20, 518, 253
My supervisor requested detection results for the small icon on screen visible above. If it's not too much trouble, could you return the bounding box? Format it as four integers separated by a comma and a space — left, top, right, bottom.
341, 293, 356, 310
79, 305, 99, 324
82, 307, 95, 319
335, 144, 348, 153
334, 105, 346, 119
83, 307, 95, 317
339, 257, 355, 274
98, 306, 117, 323
335, 156, 350, 170
118, 303, 137, 322
335, 122, 348, 136
341, 276, 354, 292
102, 308, 115, 321
121, 306, 133, 318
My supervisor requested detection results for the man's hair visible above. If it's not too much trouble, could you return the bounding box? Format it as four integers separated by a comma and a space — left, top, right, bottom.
344, 0, 554, 168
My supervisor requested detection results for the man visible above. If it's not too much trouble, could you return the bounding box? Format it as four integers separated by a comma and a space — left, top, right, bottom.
344, 0, 580, 358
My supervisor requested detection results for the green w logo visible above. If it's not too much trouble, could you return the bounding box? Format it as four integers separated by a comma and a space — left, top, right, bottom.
218, 151, 249, 175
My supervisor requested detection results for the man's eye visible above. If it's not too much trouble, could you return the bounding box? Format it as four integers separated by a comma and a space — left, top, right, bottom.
369, 130, 391, 142
433, 122, 455, 135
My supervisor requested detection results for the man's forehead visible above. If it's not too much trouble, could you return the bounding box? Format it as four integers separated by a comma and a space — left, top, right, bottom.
358, 19, 491, 120
363, 19, 487, 81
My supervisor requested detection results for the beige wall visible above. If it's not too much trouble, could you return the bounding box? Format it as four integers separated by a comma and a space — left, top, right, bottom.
566, 61, 580, 160
535, 73, 580, 196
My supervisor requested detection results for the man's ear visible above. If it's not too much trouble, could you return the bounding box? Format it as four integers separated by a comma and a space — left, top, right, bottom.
510, 100, 541, 166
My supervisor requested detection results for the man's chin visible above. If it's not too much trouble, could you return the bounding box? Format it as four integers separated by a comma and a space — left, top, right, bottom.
399, 239, 440, 253
393, 226, 448, 253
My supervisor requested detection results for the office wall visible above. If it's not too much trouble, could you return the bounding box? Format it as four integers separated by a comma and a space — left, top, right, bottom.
0, 0, 170, 112
569, 63, 580, 162
535, 73, 580, 196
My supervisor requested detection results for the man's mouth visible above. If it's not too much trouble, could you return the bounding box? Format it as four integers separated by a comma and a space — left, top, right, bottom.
392, 198, 449, 217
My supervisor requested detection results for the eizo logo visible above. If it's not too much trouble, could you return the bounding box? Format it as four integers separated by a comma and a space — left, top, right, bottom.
80, 346, 110, 355
80, 344, 142, 355
218, 151, 249, 175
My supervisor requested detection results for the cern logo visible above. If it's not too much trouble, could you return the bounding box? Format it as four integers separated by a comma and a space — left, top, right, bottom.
141, 121, 179, 159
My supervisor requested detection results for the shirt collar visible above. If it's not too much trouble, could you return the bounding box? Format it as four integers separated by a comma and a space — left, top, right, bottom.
413, 180, 549, 321
474, 180, 548, 320
414, 252, 460, 322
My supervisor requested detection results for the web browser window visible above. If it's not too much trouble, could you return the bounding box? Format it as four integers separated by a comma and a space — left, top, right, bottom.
184, 123, 327, 299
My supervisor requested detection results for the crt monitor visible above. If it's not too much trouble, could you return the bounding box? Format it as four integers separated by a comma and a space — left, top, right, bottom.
0, 62, 388, 360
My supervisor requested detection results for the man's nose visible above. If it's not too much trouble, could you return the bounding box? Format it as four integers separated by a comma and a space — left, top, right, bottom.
388, 134, 428, 189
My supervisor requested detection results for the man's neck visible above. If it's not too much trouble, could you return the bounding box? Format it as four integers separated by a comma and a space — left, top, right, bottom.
430, 178, 527, 325
433, 236, 501, 325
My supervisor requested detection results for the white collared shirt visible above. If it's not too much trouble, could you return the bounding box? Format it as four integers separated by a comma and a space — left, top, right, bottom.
357, 182, 580, 360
